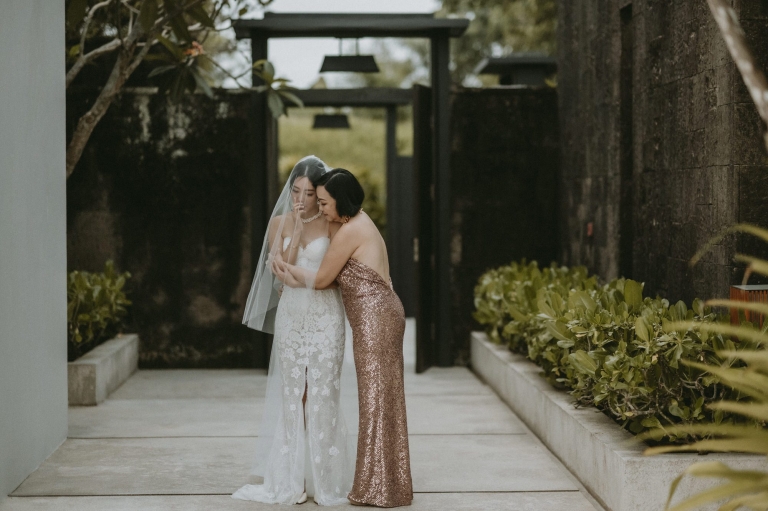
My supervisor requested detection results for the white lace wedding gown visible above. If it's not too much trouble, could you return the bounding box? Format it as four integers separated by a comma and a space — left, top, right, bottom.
233, 237, 353, 506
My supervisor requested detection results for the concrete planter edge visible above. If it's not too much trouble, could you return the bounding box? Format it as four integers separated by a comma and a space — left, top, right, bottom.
67, 334, 139, 406
470, 331, 767, 511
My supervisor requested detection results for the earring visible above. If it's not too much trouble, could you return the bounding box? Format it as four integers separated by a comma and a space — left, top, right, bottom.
342, 216, 350, 224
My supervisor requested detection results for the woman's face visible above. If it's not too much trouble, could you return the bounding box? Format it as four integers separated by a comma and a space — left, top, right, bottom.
291, 176, 317, 214
316, 186, 340, 223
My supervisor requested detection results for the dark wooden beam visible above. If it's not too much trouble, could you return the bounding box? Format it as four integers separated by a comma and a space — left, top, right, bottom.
234, 13, 469, 39
431, 35, 453, 367
288, 88, 412, 108
249, 35, 270, 369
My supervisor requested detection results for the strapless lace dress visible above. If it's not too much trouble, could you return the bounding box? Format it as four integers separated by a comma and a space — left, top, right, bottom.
233, 237, 353, 506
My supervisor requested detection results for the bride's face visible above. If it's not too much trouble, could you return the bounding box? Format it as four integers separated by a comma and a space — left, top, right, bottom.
291, 177, 318, 215
316, 186, 340, 222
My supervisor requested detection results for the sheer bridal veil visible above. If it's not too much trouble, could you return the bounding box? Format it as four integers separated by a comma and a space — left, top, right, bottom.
242, 155, 331, 333
240, 156, 356, 493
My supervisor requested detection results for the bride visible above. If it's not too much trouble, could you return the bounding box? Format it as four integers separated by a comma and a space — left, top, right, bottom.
233, 156, 354, 506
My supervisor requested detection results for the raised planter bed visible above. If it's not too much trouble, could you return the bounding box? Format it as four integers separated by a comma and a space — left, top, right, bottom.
471, 332, 767, 511
68, 334, 139, 406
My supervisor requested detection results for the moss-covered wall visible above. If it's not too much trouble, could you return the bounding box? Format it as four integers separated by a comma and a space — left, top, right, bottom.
67, 89, 258, 368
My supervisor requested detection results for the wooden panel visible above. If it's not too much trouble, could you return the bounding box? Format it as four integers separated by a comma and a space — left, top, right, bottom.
387, 155, 416, 316
413, 85, 434, 373
249, 36, 271, 369
730, 285, 768, 328
290, 88, 412, 107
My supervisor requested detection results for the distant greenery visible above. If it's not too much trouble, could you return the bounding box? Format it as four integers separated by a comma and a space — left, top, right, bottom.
474, 260, 749, 439
440, 0, 557, 84
278, 107, 413, 237
67, 261, 132, 361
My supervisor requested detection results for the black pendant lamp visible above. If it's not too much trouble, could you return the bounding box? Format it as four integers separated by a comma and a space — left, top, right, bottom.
313, 114, 350, 129
320, 39, 380, 73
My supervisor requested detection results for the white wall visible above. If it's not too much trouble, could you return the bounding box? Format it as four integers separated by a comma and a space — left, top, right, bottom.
0, 0, 68, 502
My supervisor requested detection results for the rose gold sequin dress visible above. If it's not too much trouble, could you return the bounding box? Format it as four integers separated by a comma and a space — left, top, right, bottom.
336, 258, 413, 508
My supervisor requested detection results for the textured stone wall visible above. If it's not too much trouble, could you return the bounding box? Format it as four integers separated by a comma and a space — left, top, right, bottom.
450, 87, 560, 362
558, 0, 768, 303
67, 89, 258, 368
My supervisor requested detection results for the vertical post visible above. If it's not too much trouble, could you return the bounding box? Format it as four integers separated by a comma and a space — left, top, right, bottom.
619, 5, 634, 280
412, 85, 434, 373
431, 35, 453, 366
385, 105, 397, 244
249, 33, 270, 368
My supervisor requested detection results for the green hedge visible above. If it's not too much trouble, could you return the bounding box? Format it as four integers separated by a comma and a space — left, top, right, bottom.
67, 260, 132, 361
473, 261, 744, 437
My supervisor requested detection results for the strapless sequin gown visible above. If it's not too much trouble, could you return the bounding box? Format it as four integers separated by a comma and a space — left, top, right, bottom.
336, 258, 413, 508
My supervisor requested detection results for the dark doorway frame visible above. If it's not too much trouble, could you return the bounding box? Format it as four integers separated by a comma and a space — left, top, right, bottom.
233, 13, 468, 370
285, 88, 416, 318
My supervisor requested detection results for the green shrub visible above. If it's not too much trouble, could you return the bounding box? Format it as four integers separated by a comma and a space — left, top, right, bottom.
474, 260, 744, 438
67, 260, 132, 361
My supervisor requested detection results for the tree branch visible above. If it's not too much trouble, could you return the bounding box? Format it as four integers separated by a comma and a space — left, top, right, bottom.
65, 0, 207, 178
79, 0, 113, 59
66, 38, 122, 89
707, 0, 768, 151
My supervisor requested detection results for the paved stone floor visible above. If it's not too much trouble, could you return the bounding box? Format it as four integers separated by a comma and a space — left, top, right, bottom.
2, 321, 603, 510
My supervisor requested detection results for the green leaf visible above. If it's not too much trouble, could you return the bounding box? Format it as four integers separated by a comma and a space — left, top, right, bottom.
266, 89, 285, 119
187, 5, 215, 28
148, 64, 177, 78
156, 35, 184, 61
276, 90, 304, 109
139, 0, 159, 31
191, 68, 213, 97
635, 316, 650, 342
569, 350, 597, 377
169, 14, 192, 43
623, 279, 643, 310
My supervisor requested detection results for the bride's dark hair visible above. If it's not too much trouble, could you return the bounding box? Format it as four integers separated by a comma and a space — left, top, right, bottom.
313, 168, 364, 217
289, 156, 326, 186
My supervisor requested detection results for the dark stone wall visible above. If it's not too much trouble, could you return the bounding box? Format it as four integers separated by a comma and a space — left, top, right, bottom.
67, 89, 259, 368
450, 87, 560, 362
558, 0, 768, 303
68, 87, 560, 368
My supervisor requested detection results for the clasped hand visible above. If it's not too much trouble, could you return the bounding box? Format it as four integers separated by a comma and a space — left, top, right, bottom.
271, 253, 301, 288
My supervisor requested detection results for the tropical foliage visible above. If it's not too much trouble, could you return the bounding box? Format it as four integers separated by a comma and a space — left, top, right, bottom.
440, 0, 557, 84
67, 261, 132, 361
474, 261, 747, 438
640, 224, 768, 511
64, 0, 299, 179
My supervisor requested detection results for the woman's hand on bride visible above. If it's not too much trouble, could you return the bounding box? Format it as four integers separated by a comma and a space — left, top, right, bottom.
271, 255, 288, 280
283, 271, 301, 288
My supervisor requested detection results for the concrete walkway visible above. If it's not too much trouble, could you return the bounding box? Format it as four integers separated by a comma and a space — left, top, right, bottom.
2, 322, 603, 510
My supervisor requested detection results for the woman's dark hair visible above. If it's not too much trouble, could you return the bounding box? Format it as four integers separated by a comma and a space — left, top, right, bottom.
289, 156, 326, 186
312, 168, 365, 217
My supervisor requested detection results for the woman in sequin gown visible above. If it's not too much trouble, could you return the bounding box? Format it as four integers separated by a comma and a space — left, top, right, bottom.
276, 168, 413, 508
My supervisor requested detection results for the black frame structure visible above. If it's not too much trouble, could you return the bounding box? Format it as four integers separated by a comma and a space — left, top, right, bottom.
234, 13, 468, 371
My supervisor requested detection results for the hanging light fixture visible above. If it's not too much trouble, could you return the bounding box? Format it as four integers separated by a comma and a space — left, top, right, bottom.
320, 39, 380, 73
312, 114, 351, 129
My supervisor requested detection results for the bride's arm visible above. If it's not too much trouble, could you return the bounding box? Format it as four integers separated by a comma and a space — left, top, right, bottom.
283, 226, 358, 290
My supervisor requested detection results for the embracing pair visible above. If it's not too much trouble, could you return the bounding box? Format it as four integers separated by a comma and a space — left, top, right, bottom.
233, 156, 413, 507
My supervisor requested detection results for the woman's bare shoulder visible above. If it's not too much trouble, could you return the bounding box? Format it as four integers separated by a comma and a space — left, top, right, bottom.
270, 214, 295, 230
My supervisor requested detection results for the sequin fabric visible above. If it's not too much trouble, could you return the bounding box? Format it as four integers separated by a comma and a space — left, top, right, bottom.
336, 258, 413, 508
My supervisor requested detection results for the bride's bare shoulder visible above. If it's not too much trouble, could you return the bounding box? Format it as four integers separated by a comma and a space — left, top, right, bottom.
270, 214, 296, 230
